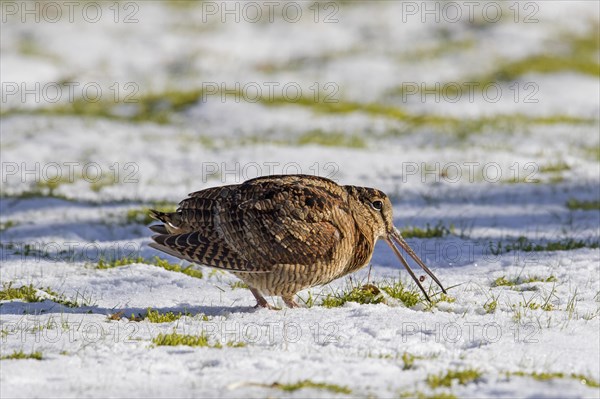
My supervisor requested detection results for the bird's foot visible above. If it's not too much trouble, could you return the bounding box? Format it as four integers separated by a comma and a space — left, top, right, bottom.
282, 296, 301, 308
250, 288, 278, 310
253, 302, 279, 310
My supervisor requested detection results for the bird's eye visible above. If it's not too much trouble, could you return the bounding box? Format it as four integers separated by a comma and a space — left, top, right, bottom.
371, 200, 383, 211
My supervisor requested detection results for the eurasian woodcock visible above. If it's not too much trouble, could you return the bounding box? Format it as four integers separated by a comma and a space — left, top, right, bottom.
149, 174, 446, 308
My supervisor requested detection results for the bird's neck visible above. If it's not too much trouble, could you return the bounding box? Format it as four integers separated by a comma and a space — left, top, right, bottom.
341, 202, 377, 274
344, 223, 375, 275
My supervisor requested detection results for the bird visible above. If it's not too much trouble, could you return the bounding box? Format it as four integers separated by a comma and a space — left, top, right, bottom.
148, 174, 446, 309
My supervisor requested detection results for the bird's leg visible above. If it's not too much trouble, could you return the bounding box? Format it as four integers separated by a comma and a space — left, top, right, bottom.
250, 288, 276, 310
282, 295, 300, 308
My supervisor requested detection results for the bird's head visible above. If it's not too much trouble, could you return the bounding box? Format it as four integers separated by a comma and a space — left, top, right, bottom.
345, 185, 394, 239
345, 185, 446, 301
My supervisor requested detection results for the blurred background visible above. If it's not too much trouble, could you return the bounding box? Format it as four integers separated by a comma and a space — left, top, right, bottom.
2, 1, 598, 201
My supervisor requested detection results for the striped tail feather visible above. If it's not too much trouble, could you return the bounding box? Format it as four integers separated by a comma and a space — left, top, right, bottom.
149, 231, 269, 273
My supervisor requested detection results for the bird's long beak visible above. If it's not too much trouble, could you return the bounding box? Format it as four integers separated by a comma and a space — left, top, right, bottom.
384, 227, 447, 302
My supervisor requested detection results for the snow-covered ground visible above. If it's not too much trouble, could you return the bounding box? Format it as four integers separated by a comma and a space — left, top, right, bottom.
1, 1, 599, 398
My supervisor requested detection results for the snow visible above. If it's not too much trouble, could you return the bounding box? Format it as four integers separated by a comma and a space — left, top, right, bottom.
1, 1, 599, 398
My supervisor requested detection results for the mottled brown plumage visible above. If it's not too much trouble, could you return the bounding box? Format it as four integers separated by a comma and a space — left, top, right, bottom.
149, 174, 446, 308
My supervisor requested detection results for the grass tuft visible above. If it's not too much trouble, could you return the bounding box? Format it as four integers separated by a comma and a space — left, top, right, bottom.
3, 172, 119, 197
539, 162, 570, 173
380, 280, 421, 307
321, 284, 384, 308
509, 371, 599, 388
402, 352, 417, 370
492, 275, 557, 287
297, 129, 366, 148
0, 350, 43, 360
270, 380, 352, 394
319, 276, 446, 308
143, 308, 191, 323
483, 296, 499, 313
400, 222, 454, 238
152, 256, 203, 279
263, 96, 594, 139
152, 330, 245, 348
229, 281, 249, 290
0, 282, 92, 308
490, 236, 599, 254
0, 282, 41, 302
0, 88, 205, 124
97, 256, 145, 269
109, 309, 200, 322
491, 54, 599, 80
152, 331, 213, 347
0, 220, 17, 232
427, 369, 482, 388
566, 199, 600, 211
